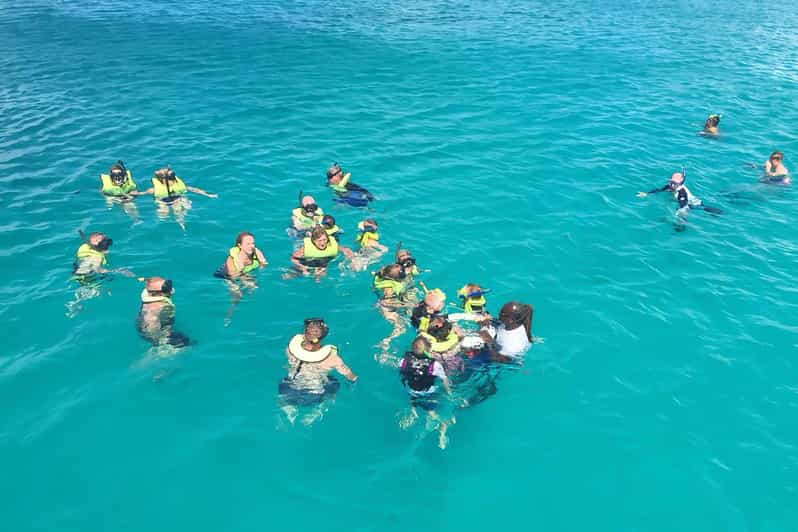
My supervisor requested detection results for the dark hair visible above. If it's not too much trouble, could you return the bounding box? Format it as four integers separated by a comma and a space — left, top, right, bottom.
770, 151, 784, 160
235, 231, 254, 246
499, 302, 533, 342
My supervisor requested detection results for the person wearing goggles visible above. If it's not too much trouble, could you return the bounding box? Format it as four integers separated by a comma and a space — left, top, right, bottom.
637, 170, 722, 216
291, 195, 325, 232
326, 162, 374, 207
763, 151, 790, 184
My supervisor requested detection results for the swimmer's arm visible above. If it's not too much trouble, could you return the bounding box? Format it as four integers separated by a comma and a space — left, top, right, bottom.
338, 245, 354, 259
636, 184, 669, 197
332, 351, 358, 382
128, 189, 152, 196
764, 160, 775, 175
372, 242, 389, 253
479, 330, 513, 363
254, 248, 268, 268
187, 186, 218, 198
225, 256, 240, 278
290, 249, 311, 274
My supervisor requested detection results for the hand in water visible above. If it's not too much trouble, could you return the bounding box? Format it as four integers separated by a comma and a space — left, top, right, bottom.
636, 191, 648, 198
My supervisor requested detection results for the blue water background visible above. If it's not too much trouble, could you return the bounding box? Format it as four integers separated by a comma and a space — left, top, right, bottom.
2, 1, 798, 530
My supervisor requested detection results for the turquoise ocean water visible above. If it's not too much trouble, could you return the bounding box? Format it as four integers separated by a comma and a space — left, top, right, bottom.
2, 1, 798, 530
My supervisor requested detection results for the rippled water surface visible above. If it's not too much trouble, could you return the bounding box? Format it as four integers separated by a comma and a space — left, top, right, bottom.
2, 1, 798, 530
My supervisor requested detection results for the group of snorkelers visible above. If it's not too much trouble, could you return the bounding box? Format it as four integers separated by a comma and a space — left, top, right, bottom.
75, 160, 535, 448
636, 114, 790, 219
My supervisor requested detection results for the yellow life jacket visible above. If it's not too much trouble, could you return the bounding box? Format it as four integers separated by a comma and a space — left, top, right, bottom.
324, 224, 342, 237
100, 170, 136, 196
228, 246, 261, 274
463, 295, 487, 313
292, 207, 324, 230
75, 243, 108, 266
140, 288, 174, 307
373, 274, 405, 299
301, 236, 338, 265
356, 230, 379, 249
152, 176, 188, 199
329, 172, 352, 193
421, 331, 460, 353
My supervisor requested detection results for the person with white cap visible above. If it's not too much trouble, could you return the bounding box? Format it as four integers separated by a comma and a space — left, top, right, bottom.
278, 318, 357, 425
291, 193, 324, 232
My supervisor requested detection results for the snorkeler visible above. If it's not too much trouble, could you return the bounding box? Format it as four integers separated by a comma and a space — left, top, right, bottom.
291, 195, 324, 232
763, 151, 790, 184
214, 231, 268, 325
351, 219, 388, 272
395, 245, 422, 298
480, 301, 534, 362
398, 335, 455, 449
326, 162, 374, 206
136, 167, 217, 230
410, 288, 447, 332
287, 226, 353, 280
67, 231, 134, 317
701, 114, 721, 136
136, 276, 190, 348
321, 214, 342, 239
372, 263, 412, 356
420, 315, 464, 374
99, 161, 141, 200
636, 171, 722, 215
279, 318, 358, 426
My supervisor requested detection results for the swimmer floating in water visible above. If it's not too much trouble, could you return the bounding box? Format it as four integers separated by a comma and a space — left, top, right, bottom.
480, 301, 534, 363
636, 170, 722, 216
320, 214, 342, 240
291, 194, 324, 233
351, 218, 388, 272
286, 226, 353, 281
137, 167, 217, 230
214, 231, 268, 325
763, 151, 790, 184
99, 160, 144, 220
410, 287, 446, 332
326, 162, 374, 206
700, 114, 721, 136
398, 335, 455, 450
66, 231, 134, 317
278, 318, 357, 426
136, 276, 191, 349
372, 263, 412, 360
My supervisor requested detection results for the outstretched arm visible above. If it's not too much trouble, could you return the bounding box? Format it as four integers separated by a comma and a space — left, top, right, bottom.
187, 186, 218, 198
636, 184, 669, 197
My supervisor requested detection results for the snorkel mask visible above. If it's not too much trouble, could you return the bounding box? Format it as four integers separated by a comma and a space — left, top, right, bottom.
94, 236, 113, 251
427, 318, 453, 341
321, 215, 336, 229
327, 162, 343, 181
457, 285, 489, 313
110, 161, 127, 185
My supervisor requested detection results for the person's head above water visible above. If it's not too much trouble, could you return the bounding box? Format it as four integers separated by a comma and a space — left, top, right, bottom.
411, 335, 432, 356
153, 167, 177, 181
301, 195, 319, 214
380, 263, 406, 281
458, 283, 488, 311
395, 249, 416, 269
326, 163, 344, 184
498, 302, 533, 341
303, 317, 329, 344
309, 226, 330, 249
427, 315, 453, 340
145, 276, 173, 296
424, 289, 446, 312
109, 162, 127, 185
770, 151, 785, 164
705, 114, 721, 129
359, 219, 378, 232
321, 214, 336, 229
235, 231, 256, 253
88, 232, 113, 251
668, 172, 685, 189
